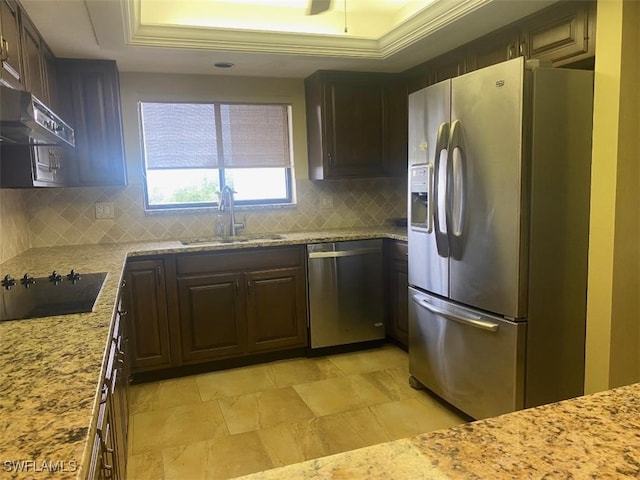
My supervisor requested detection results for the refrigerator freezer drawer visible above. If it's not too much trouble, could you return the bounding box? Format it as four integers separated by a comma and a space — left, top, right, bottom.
409, 287, 526, 419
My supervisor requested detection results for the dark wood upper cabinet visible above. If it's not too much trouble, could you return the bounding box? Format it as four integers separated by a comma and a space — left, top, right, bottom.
466, 27, 521, 72
0, 0, 23, 88
305, 70, 406, 179
123, 258, 173, 373
429, 48, 467, 85
57, 59, 127, 186
404, 0, 596, 93
521, 1, 596, 67
19, 14, 44, 100
42, 43, 58, 110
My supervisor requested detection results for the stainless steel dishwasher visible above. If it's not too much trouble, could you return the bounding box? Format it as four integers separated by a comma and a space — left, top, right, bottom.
307, 239, 385, 349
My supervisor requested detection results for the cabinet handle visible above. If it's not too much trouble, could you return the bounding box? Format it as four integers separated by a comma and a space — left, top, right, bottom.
507, 44, 515, 59
327, 152, 332, 163
247, 280, 252, 294
117, 310, 128, 317
1, 37, 8, 62
121, 279, 127, 288
155, 266, 162, 283
234, 280, 240, 294
519, 42, 526, 57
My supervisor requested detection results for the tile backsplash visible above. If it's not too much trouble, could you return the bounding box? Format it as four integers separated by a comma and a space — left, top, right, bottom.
23, 178, 407, 249
0, 189, 31, 263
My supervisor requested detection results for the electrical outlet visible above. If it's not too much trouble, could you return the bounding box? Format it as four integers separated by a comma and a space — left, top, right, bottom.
95, 202, 115, 219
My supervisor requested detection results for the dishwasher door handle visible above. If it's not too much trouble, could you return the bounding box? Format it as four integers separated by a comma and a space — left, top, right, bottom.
308, 248, 381, 259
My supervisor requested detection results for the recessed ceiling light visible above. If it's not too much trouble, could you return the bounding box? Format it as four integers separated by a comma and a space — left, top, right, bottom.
214, 62, 235, 68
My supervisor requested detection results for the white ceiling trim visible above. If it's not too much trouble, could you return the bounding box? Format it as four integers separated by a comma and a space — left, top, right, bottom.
123, 0, 491, 59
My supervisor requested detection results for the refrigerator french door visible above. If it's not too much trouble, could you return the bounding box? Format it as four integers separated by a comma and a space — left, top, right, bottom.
408, 57, 594, 420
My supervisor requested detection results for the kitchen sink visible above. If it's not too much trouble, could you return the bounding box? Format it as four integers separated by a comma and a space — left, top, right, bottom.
180, 233, 286, 245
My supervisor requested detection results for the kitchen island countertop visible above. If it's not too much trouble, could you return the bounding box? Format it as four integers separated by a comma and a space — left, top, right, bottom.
236, 381, 640, 479
0, 227, 405, 479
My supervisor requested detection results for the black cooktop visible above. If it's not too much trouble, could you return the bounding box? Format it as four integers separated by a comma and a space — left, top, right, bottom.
0, 271, 107, 322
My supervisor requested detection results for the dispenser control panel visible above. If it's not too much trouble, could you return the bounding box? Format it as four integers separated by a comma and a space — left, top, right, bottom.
410, 163, 432, 233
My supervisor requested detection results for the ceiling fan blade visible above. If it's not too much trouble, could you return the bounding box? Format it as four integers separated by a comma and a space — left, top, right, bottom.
307, 0, 331, 15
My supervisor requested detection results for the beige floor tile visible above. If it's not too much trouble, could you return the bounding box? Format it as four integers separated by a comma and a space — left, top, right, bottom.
338, 407, 392, 447
370, 396, 467, 441
161, 440, 211, 480
127, 449, 164, 480
293, 374, 391, 417
267, 357, 344, 387
195, 364, 276, 401
131, 400, 229, 454
361, 366, 417, 402
129, 376, 202, 414
206, 431, 275, 479
218, 386, 315, 434
327, 345, 409, 375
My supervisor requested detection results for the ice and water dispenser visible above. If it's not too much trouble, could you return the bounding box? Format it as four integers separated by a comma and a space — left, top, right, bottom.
409, 163, 432, 233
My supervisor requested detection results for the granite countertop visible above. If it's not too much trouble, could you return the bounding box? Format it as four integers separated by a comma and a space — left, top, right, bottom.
236, 382, 640, 479
0, 227, 406, 479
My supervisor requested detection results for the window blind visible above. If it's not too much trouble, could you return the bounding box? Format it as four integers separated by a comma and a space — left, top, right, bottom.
141, 102, 291, 170
141, 103, 218, 169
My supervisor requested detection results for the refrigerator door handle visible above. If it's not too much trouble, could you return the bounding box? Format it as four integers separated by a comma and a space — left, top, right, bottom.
447, 119, 466, 260
433, 122, 450, 258
412, 294, 499, 332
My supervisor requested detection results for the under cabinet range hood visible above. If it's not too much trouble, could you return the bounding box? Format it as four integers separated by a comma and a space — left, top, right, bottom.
0, 85, 74, 146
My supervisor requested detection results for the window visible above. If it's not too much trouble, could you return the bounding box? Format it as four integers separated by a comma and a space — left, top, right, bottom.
140, 102, 293, 210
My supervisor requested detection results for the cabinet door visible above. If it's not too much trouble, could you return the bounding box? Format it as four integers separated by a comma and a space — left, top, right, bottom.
246, 267, 308, 353
326, 77, 386, 177
177, 273, 246, 362
123, 259, 172, 372
429, 48, 466, 85
466, 28, 521, 73
522, 1, 595, 66
20, 15, 44, 100
42, 43, 57, 110
57, 59, 127, 186
386, 240, 409, 347
0, 0, 23, 88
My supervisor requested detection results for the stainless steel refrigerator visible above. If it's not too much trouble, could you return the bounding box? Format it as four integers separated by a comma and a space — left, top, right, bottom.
407, 57, 594, 420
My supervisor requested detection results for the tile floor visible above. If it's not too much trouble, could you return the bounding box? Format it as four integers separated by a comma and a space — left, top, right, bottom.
127, 344, 468, 480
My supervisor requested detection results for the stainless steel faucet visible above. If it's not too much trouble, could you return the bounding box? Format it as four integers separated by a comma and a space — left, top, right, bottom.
219, 185, 245, 236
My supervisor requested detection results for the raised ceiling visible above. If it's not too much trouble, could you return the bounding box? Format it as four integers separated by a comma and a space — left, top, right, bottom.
20, 0, 557, 78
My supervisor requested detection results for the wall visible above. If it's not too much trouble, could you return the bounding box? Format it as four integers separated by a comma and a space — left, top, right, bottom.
20, 72, 406, 249
584, 0, 640, 392
0, 189, 31, 262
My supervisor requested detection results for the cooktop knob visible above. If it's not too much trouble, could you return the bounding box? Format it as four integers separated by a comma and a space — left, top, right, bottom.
20, 274, 36, 288
67, 269, 81, 284
49, 271, 63, 285
1, 275, 16, 290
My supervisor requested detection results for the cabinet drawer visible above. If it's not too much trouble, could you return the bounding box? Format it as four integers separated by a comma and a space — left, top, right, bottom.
176, 246, 303, 276
391, 240, 408, 261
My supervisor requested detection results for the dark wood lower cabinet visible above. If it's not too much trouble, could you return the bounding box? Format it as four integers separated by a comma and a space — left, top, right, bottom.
386, 240, 409, 348
177, 272, 246, 362
175, 247, 309, 364
88, 302, 128, 480
123, 258, 172, 373
246, 267, 307, 353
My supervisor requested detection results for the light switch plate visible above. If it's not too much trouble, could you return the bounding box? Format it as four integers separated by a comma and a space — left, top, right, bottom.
95, 202, 115, 219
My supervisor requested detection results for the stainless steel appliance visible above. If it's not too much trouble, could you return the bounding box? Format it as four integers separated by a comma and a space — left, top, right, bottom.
307, 240, 384, 348
0, 270, 107, 321
0, 85, 75, 146
408, 57, 594, 419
